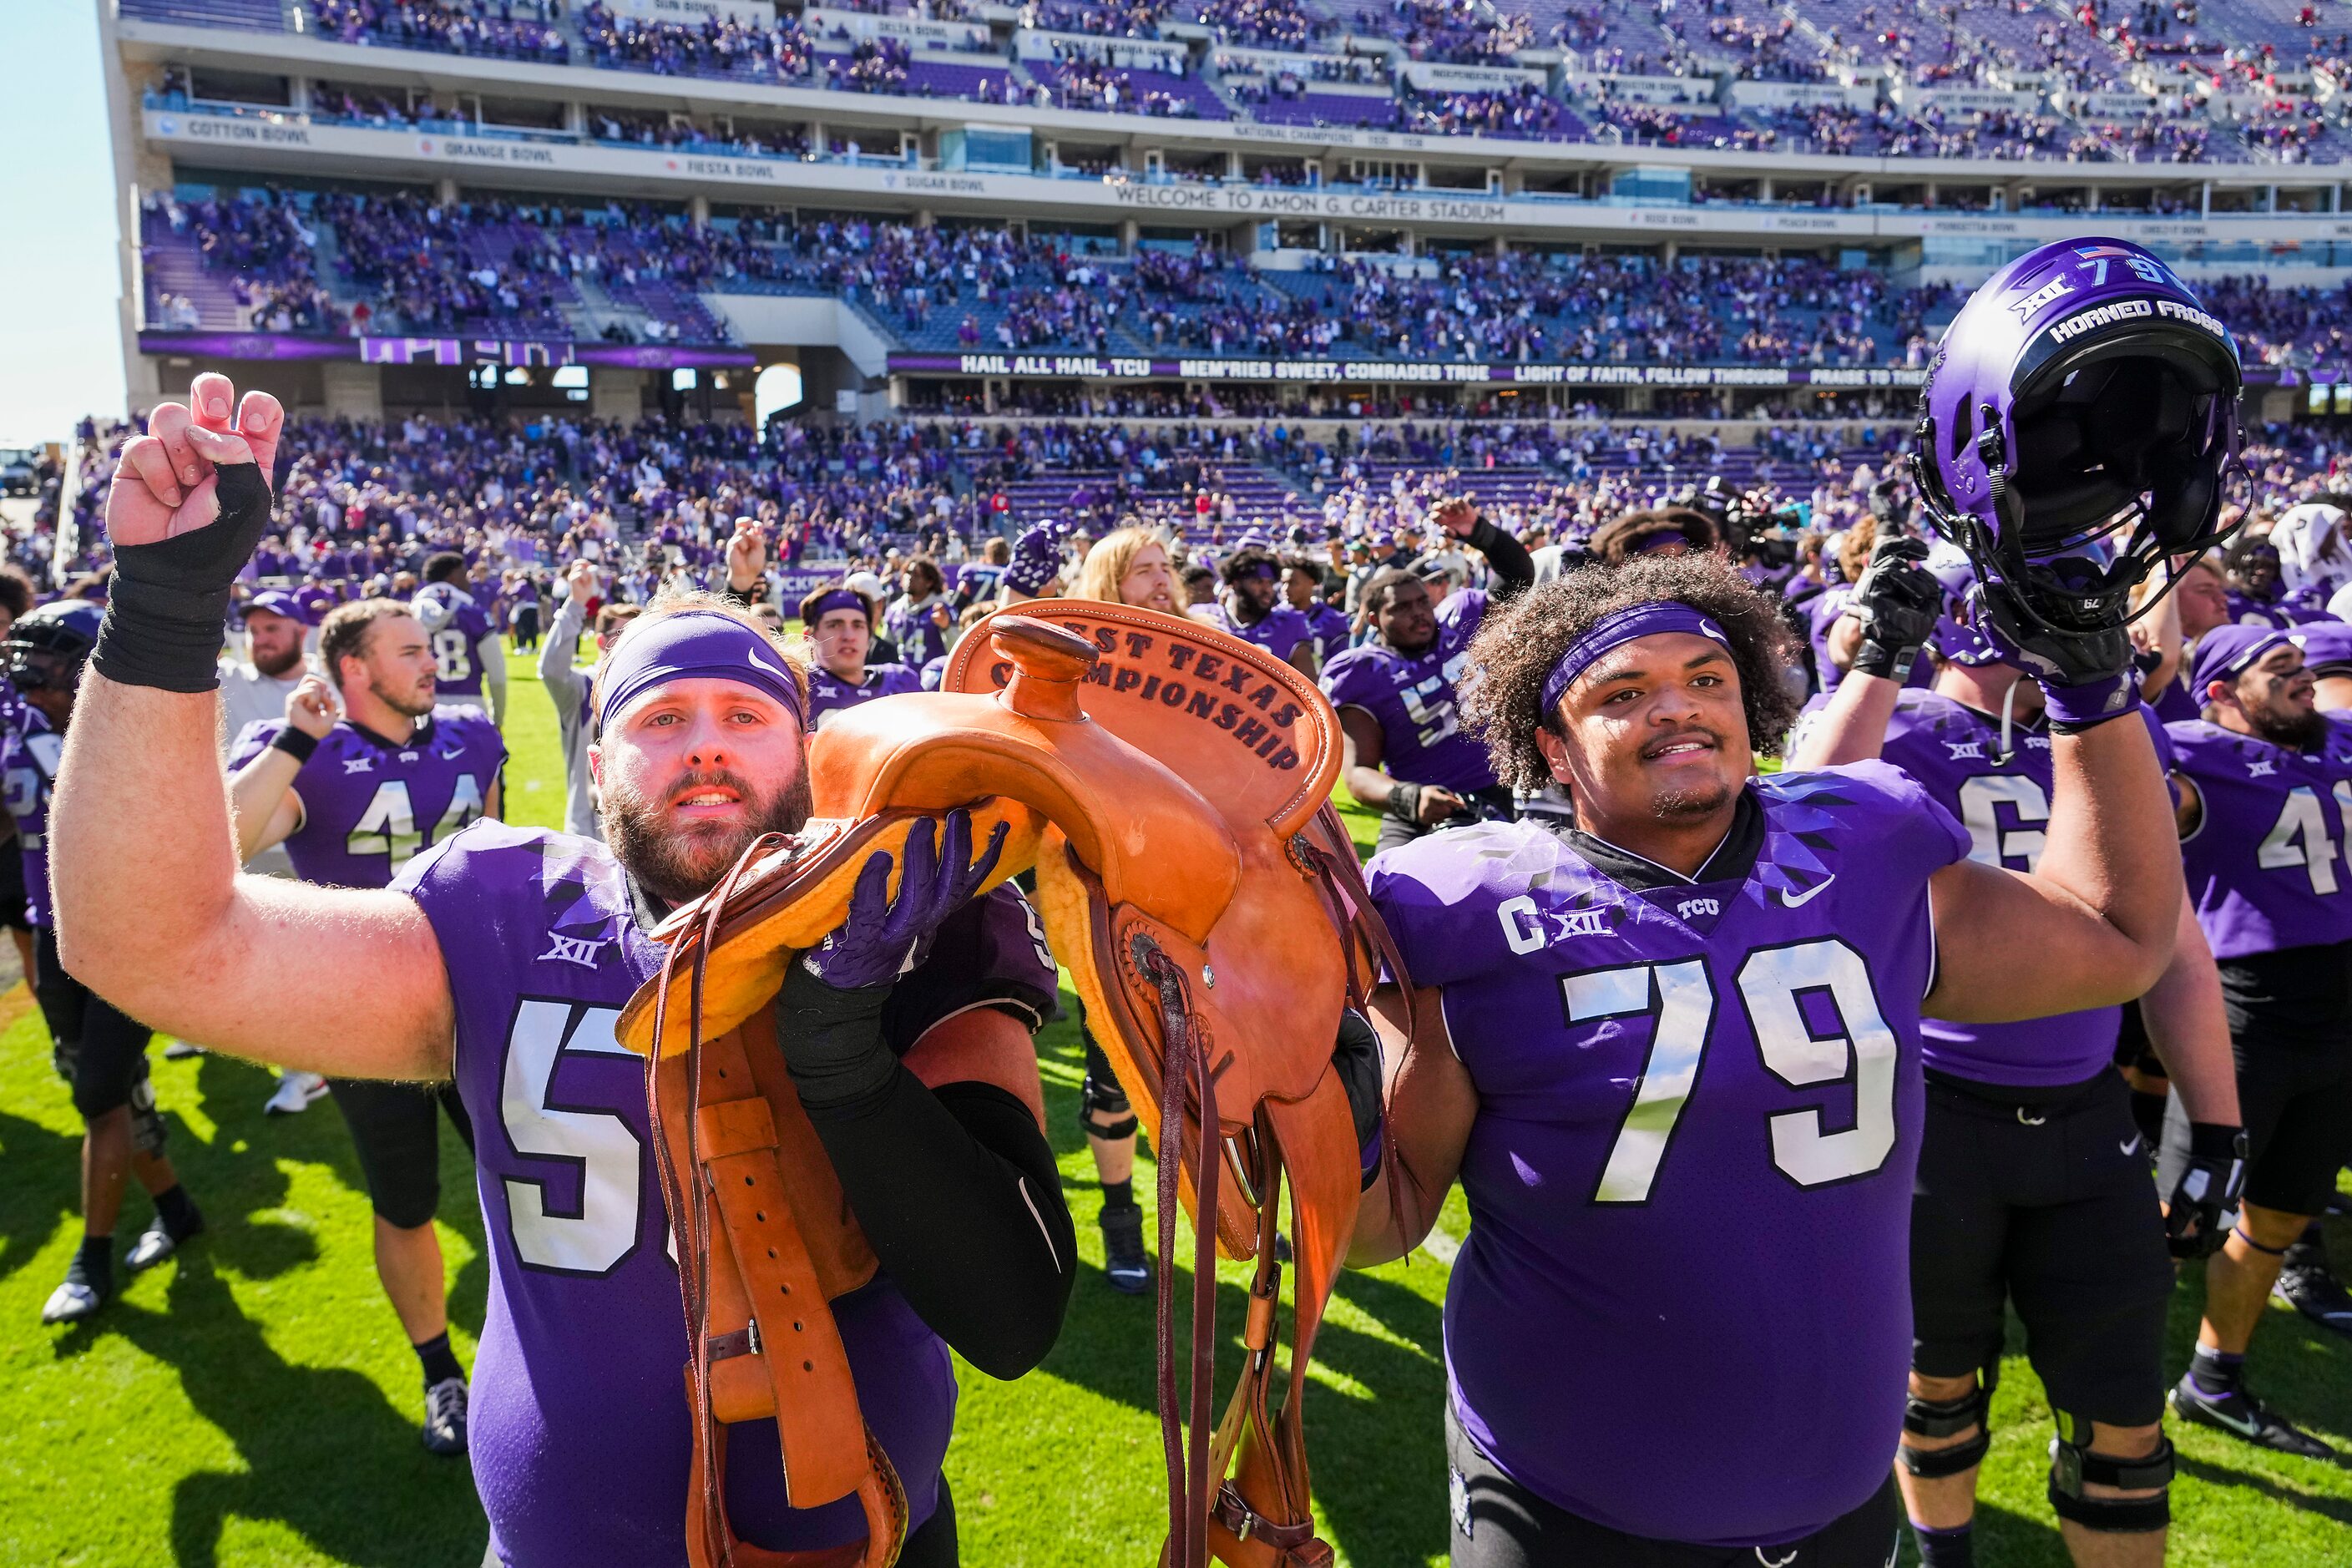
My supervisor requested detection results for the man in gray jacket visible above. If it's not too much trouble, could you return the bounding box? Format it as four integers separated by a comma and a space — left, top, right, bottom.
534, 559, 636, 842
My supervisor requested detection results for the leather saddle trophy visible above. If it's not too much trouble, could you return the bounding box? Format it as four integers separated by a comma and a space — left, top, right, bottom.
615, 603, 1405, 1568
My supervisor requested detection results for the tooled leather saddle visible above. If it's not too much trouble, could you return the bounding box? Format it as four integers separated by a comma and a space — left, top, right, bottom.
615, 605, 1405, 1568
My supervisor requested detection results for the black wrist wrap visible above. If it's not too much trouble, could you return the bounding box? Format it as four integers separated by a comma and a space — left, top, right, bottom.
92, 463, 272, 694
271, 726, 321, 764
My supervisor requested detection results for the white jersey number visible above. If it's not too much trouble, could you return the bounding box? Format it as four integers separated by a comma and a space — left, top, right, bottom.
499, 1000, 643, 1275
1956, 774, 2049, 872
344, 775, 485, 873
432, 628, 474, 684
1570, 937, 1900, 1203
2256, 782, 2352, 896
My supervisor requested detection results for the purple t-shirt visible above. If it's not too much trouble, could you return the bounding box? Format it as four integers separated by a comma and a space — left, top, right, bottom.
1318, 588, 1494, 795
231, 708, 508, 888
1883, 690, 2170, 1086
806, 663, 924, 730
389, 822, 1060, 1565
0, 697, 62, 927
415, 582, 498, 699
1196, 602, 1311, 665
1368, 764, 1970, 1547
2170, 716, 2352, 959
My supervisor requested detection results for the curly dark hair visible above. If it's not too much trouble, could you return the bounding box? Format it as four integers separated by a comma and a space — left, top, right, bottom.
1460, 553, 1802, 791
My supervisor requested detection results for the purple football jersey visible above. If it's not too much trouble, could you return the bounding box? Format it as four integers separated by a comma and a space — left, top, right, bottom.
2223, 590, 2297, 630
1368, 764, 1970, 1546
2169, 716, 2352, 959
390, 822, 1057, 1565
1882, 690, 2171, 1085
1301, 602, 1351, 666
1318, 589, 1495, 794
806, 663, 924, 730
230, 707, 507, 889
1196, 603, 1311, 665
415, 582, 498, 698
0, 701, 63, 927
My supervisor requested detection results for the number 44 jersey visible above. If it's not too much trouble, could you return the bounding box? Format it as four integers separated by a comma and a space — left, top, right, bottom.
2167, 716, 2352, 960
1367, 762, 1971, 1550
229, 707, 507, 890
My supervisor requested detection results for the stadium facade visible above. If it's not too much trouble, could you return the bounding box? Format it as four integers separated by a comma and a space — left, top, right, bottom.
94, 0, 2352, 432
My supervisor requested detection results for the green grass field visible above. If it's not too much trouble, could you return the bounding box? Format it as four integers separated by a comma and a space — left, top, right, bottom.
4, 655, 2351, 1565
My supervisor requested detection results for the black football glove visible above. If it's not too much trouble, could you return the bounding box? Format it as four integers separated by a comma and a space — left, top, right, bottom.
2165, 1122, 2248, 1260
1332, 1009, 1385, 1192
1847, 536, 1941, 682
1968, 578, 2138, 731
97, 461, 276, 694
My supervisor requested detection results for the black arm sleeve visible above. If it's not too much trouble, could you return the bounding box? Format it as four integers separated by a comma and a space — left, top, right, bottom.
805, 1067, 1076, 1380
1468, 517, 1536, 593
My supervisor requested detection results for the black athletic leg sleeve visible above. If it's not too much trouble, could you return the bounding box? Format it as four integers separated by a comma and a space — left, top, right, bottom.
805, 1068, 1075, 1380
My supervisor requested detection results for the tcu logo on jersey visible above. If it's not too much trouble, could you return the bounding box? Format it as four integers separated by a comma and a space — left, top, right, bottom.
1677, 897, 1720, 922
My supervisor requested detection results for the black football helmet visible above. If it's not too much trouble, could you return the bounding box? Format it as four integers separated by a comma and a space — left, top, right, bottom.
4, 600, 104, 693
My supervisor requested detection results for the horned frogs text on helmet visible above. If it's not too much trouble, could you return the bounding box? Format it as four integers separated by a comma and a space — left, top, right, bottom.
1913, 236, 2244, 637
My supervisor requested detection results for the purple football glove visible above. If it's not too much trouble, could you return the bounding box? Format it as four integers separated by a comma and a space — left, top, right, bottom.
1965, 579, 2137, 731
801, 808, 1011, 991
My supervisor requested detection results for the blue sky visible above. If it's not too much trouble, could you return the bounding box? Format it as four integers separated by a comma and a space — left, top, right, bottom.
1, 1, 129, 444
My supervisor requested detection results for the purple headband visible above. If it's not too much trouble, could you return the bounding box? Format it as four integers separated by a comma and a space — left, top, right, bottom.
1540, 602, 1730, 714
805, 588, 870, 625
594, 611, 806, 736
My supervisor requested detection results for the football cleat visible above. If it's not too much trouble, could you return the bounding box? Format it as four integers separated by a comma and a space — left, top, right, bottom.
2274, 1263, 2352, 1341
264, 1070, 330, 1115
125, 1206, 203, 1275
422, 1375, 469, 1457
40, 1253, 108, 1326
2171, 1373, 2334, 1459
1100, 1202, 1151, 1295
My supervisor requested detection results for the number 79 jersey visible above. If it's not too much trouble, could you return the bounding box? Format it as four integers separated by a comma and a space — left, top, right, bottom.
229, 706, 507, 890
1366, 762, 1970, 1550
2167, 716, 2352, 959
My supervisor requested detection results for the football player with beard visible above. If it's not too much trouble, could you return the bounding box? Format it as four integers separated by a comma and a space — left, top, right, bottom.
2162, 624, 2352, 1459
226, 598, 507, 1456
56, 373, 1076, 1566
1321, 500, 1536, 852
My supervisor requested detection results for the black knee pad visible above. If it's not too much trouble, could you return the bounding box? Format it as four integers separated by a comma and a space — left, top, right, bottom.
1078, 1070, 1137, 1142
2048, 1418, 2172, 1534
1899, 1376, 1994, 1479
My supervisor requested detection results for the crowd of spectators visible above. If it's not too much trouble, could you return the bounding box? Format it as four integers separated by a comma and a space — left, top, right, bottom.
309, 0, 569, 62
1407, 82, 1579, 139
575, 1, 814, 81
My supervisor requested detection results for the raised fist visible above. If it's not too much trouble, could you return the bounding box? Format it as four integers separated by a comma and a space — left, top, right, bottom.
1431, 497, 1481, 540
107, 372, 284, 549
725, 518, 768, 590
565, 558, 599, 602
284, 673, 338, 740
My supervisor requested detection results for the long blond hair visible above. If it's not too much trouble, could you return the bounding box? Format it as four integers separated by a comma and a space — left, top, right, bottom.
1071, 526, 1166, 605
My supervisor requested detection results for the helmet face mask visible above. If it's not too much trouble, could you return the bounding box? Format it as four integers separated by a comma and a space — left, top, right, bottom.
3, 602, 104, 695
1913, 238, 2247, 640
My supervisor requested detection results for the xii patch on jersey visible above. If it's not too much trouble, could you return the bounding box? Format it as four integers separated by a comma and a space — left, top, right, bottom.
1368, 762, 1970, 1549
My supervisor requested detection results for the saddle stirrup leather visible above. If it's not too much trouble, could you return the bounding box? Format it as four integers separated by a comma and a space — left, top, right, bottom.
619, 608, 1414, 1568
